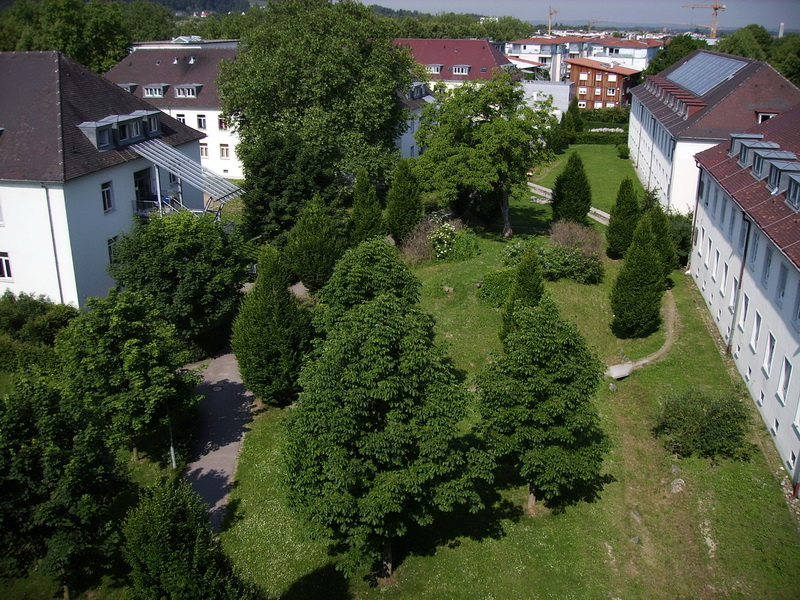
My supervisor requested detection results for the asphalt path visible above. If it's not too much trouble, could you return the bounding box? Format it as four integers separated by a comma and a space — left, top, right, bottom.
184, 352, 253, 532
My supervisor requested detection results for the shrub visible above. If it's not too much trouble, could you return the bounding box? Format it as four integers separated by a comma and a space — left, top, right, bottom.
429, 222, 457, 260
655, 389, 752, 460
478, 268, 516, 307
400, 219, 436, 264
450, 229, 480, 261
617, 144, 630, 159
501, 239, 533, 267
539, 245, 604, 284
573, 132, 628, 145
550, 220, 603, 256
668, 210, 693, 267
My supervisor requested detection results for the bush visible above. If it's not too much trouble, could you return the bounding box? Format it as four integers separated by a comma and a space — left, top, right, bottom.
655, 389, 752, 460
573, 132, 628, 145
617, 144, 630, 159
429, 222, 457, 259
668, 210, 693, 267
539, 245, 604, 284
581, 107, 630, 124
400, 219, 436, 264
450, 229, 480, 261
501, 239, 533, 267
478, 268, 516, 307
550, 220, 603, 256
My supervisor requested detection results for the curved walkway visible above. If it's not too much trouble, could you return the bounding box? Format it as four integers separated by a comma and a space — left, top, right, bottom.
184, 352, 253, 531
605, 289, 678, 379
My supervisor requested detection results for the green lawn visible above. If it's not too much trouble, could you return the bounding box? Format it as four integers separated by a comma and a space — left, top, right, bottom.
218, 191, 800, 599
531, 144, 645, 214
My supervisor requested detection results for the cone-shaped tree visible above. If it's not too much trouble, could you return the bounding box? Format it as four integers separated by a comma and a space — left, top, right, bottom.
550, 152, 592, 224
567, 96, 584, 132
501, 246, 545, 344
385, 159, 422, 243
284, 294, 484, 576
560, 111, 577, 145
232, 244, 312, 405
283, 195, 348, 292
647, 203, 678, 280
606, 177, 641, 258
479, 294, 607, 513
351, 168, 384, 244
316, 237, 421, 333
610, 215, 665, 337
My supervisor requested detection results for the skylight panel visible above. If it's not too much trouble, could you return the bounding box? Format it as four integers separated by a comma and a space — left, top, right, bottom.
666, 53, 747, 97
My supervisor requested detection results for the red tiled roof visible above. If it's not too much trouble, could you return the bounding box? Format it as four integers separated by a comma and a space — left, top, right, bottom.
394, 39, 513, 82
592, 37, 664, 49
565, 57, 640, 76
696, 105, 800, 268
510, 36, 589, 45
0, 51, 203, 183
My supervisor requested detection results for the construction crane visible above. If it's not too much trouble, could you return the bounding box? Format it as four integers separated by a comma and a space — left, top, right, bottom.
548, 6, 559, 36
682, 2, 726, 38
587, 19, 606, 32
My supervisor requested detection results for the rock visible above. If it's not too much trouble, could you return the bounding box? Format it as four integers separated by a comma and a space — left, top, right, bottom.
475, 281, 483, 288
630, 508, 642, 523
606, 363, 634, 380
671, 464, 681, 474
631, 536, 640, 544
670, 478, 686, 494
609, 383, 618, 392
443, 286, 454, 293
289, 281, 309, 299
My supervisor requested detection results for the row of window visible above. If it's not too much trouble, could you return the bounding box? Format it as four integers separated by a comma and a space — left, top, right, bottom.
577, 101, 617, 109
174, 114, 228, 131
578, 72, 619, 83
143, 85, 199, 99
199, 143, 230, 160
632, 97, 674, 162
577, 87, 618, 97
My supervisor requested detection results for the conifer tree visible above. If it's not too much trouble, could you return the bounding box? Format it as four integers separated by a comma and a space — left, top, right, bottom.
385, 159, 422, 243
567, 96, 584, 132
351, 168, 384, 244
501, 246, 544, 344
550, 152, 592, 224
647, 203, 678, 280
560, 111, 577, 145
479, 295, 607, 513
610, 216, 665, 337
606, 177, 641, 258
231, 244, 312, 405
283, 195, 348, 292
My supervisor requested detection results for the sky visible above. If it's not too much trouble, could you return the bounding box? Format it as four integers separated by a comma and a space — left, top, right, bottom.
364, 1, 800, 33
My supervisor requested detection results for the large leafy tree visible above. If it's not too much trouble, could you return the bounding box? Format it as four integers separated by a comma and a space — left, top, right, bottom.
284, 294, 484, 576
550, 151, 592, 224
123, 479, 261, 600
0, 375, 123, 596
606, 177, 642, 259
219, 0, 415, 236
231, 245, 312, 405
108, 211, 249, 358
478, 295, 607, 513
55, 290, 199, 458
416, 72, 555, 238
770, 34, 800, 87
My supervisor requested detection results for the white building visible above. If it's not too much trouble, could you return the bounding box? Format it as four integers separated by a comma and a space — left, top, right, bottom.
691, 105, 800, 488
629, 50, 800, 214
0, 51, 241, 308
105, 37, 244, 180
587, 37, 663, 72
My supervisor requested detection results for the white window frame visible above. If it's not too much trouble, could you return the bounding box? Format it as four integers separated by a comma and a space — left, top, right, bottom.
199, 143, 208, 158
720, 262, 728, 295
578, 86, 587, 95
738, 292, 749, 329
577, 100, 587, 108
762, 246, 773, 287
0, 252, 11, 280
107, 236, 118, 265
144, 86, 163, 98
197, 114, 207, 130
175, 87, 197, 98
176, 114, 186, 124
595, 72, 603, 81
730, 277, 738, 310
101, 181, 114, 213
579, 72, 589, 80
594, 87, 602, 96
220, 144, 230, 159
452, 65, 470, 75
712, 249, 720, 281
777, 358, 792, 404
218, 117, 228, 130
608, 73, 618, 82
763, 333, 776, 376
777, 264, 788, 307
751, 311, 762, 351
749, 231, 760, 270
607, 88, 617, 96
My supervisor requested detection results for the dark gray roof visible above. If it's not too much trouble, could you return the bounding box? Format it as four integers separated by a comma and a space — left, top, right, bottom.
0, 51, 203, 183
631, 49, 800, 142
104, 47, 237, 110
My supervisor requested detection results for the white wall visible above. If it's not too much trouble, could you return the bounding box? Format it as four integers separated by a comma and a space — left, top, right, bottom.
670, 140, 716, 213
692, 175, 800, 482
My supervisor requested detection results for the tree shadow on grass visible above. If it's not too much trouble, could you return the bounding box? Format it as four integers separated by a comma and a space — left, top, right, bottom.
281, 563, 352, 600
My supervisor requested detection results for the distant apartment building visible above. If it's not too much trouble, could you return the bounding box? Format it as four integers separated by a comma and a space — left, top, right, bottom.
628, 49, 800, 213
565, 58, 639, 109
105, 37, 243, 179
691, 105, 800, 487
587, 37, 664, 71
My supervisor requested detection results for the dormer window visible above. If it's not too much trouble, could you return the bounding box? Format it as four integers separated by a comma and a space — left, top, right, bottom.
427, 64, 443, 74
787, 175, 800, 210
452, 65, 471, 75
758, 112, 777, 124
147, 114, 160, 134
118, 83, 137, 93
739, 146, 750, 167
174, 84, 201, 98
753, 154, 764, 178
144, 85, 165, 98
118, 120, 141, 141
767, 161, 800, 195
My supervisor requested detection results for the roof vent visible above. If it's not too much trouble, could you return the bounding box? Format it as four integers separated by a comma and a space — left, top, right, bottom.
173, 57, 178, 64
189, 56, 196, 64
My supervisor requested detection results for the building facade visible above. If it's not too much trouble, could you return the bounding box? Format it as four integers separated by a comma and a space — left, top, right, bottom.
0, 51, 239, 308
587, 37, 664, 71
629, 50, 800, 213
565, 57, 639, 109
105, 37, 243, 179
691, 105, 800, 486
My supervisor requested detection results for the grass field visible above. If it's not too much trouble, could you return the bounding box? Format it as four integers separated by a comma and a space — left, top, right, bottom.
531, 145, 646, 214
218, 191, 800, 599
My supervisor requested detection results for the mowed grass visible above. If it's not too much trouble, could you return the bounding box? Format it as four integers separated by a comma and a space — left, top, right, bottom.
531, 144, 646, 213
220, 190, 800, 598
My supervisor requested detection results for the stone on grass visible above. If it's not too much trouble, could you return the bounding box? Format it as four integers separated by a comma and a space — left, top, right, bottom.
670, 478, 686, 494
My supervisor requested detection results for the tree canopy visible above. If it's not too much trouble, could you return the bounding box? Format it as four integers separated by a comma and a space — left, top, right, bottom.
416, 72, 555, 237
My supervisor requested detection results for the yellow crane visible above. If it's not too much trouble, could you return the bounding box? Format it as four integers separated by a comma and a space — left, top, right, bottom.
588, 19, 606, 32
548, 6, 559, 36
682, 2, 726, 38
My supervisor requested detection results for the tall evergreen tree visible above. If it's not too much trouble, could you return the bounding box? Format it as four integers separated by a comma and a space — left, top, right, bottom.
610, 216, 665, 337
567, 96, 584, 132
550, 152, 592, 224
385, 159, 422, 244
606, 177, 641, 258
284, 295, 484, 576
479, 295, 607, 513
231, 245, 312, 405
283, 195, 348, 292
646, 203, 678, 280
123, 479, 261, 600
560, 111, 577, 146
501, 246, 545, 344
350, 168, 384, 244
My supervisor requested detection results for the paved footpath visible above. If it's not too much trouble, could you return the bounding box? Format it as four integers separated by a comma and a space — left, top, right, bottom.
184, 352, 253, 532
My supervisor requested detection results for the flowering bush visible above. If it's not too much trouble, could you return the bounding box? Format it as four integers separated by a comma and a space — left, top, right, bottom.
428, 222, 457, 260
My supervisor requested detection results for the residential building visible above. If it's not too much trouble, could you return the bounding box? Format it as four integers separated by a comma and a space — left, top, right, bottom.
629, 49, 800, 213
104, 37, 243, 179
565, 57, 640, 109
691, 105, 800, 488
396, 82, 435, 159
587, 37, 664, 71
394, 38, 517, 90
0, 51, 240, 308
505, 36, 588, 81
